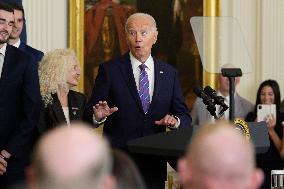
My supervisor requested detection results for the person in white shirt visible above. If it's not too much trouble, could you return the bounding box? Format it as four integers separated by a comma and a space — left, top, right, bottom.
190, 74, 254, 125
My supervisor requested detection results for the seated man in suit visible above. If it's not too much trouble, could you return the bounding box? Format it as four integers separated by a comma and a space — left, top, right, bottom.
8, 3, 43, 63
26, 123, 116, 189
178, 121, 264, 189
84, 13, 191, 189
190, 73, 254, 125
0, 2, 40, 188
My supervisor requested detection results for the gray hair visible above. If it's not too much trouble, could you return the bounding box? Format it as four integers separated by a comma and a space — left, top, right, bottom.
125, 13, 157, 32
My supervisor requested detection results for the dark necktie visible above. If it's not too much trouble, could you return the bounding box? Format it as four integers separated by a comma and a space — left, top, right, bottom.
138, 64, 150, 113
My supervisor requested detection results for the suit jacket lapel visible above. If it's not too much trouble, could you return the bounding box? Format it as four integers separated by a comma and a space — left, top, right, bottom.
19, 42, 26, 51
51, 94, 67, 124
68, 91, 81, 120
118, 53, 144, 113
0, 45, 13, 85
147, 58, 162, 115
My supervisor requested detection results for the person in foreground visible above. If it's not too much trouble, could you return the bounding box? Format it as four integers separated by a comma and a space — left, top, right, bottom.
178, 121, 264, 189
191, 72, 253, 125
38, 49, 86, 134
26, 122, 116, 189
84, 12, 191, 189
245, 79, 284, 189
111, 149, 146, 189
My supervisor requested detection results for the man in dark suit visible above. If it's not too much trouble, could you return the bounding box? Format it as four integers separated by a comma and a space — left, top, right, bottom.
0, 2, 40, 188
8, 3, 43, 63
84, 13, 191, 189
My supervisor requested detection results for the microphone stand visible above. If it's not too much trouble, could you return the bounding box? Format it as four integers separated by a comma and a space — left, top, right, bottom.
221, 68, 242, 121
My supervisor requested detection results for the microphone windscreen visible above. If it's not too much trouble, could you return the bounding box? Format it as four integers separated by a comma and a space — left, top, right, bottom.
204, 86, 215, 96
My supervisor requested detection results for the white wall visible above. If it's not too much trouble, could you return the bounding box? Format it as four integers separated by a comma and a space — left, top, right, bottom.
260, 0, 284, 99
22, 0, 67, 53
221, 0, 284, 103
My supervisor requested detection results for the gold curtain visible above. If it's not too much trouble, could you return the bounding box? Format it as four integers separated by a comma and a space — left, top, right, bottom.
68, 0, 84, 92
203, 0, 220, 89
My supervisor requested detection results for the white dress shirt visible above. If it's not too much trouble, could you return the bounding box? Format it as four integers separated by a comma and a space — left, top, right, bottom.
0, 43, 7, 79
12, 39, 21, 48
130, 52, 154, 102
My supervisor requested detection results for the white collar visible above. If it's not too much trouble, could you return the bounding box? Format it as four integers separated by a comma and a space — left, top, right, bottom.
129, 52, 154, 71
0, 43, 7, 57
12, 39, 21, 48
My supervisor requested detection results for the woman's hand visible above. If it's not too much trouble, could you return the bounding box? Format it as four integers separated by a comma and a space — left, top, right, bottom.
265, 114, 276, 133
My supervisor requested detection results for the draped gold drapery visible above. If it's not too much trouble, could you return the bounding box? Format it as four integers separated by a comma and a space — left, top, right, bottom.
203, 0, 220, 89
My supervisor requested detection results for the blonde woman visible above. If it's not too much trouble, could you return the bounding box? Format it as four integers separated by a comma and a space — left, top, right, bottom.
38, 49, 86, 133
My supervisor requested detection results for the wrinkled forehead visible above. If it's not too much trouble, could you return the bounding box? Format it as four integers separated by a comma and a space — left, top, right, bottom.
126, 17, 156, 32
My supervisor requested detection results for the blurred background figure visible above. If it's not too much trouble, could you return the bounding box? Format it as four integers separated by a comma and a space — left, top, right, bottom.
26, 123, 116, 189
38, 49, 86, 134
8, 3, 43, 63
3, 0, 26, 43
245, 79, 284, 189
191, 73, 253, 125
111, 149, 146, 189
178, 121, 264, 189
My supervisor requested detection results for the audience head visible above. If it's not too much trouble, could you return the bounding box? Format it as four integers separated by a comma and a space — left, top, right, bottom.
39, 48, 81, 106
111, 149, 146, 189
27, 122, 115, 189
218, 64, 240, 96
255, 79, 281, 111
0, 2, 14, 45
125, 13, 158, 63
8, 3, 24, 43
178, 121, 263, 189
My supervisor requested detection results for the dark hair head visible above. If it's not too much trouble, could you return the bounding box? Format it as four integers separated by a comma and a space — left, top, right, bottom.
9, 3, 25, 17
254, 79, 281, 113
0, 2, 14, 13
112, 149, 146, 189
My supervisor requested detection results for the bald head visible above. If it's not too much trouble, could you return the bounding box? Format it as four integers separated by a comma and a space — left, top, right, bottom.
180, 121, 263, 189
29, 123, 113, 189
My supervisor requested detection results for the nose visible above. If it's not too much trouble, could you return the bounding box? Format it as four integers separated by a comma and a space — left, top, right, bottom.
135, 33, 142, 42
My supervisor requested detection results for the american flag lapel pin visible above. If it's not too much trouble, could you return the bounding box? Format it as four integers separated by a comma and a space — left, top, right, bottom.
72, 107, 79, 115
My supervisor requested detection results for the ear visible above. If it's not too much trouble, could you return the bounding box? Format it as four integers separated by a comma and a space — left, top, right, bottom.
235, 77, 241, 85
153, 31, 158, 44
249, 168, 264, 189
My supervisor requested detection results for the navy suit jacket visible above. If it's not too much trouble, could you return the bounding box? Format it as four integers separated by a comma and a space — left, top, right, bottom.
38, 90, 87, 134
84, 53, 191, 147
84, 53, 191, 181
19, 42, 44, 63
0, 44, 40, 185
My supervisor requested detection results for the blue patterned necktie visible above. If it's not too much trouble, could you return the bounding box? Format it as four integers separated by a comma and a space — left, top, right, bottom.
138, 64, 150, 113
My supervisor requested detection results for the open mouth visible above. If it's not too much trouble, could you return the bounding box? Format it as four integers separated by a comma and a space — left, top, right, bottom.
135, 46, 141, 49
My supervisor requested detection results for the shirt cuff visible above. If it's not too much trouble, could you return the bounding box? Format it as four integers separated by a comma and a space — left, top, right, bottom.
92, 115, 107, 125
168, 115, 180, 129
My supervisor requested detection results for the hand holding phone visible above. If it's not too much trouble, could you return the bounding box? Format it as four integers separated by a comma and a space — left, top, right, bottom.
257, 104, 276, 122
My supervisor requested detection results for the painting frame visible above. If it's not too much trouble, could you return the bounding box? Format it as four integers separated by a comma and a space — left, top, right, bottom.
68, 0, 220, 98
68, 0, 84, 92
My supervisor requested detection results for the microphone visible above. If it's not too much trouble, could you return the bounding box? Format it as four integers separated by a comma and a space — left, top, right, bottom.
204, 86, 229, 117
193, 86, 217, 118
